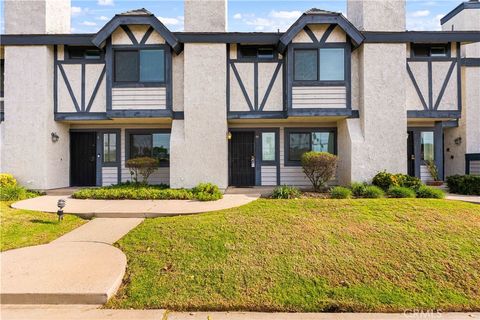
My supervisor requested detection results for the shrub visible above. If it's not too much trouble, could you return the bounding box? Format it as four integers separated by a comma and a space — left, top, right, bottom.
272, 185, 301, 199
0, 173, 17, 188
0, 185, 41, 201
301, 152, 337, 192
372, 171, 400, 191
125, 157, 159, 185
446, 175, 480, 195
192, 183, 223, 201
372, 171, 423, 191
397, 175, 423, 191
350, 182, 368, 197
363, 186, 385, 198
416, 185, 445, 199
330, 187, 352, 199
388, 186, 416, 198
425, 160, 440, 181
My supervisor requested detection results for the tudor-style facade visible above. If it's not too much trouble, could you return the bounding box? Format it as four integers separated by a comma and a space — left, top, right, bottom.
0, 0, 479, 190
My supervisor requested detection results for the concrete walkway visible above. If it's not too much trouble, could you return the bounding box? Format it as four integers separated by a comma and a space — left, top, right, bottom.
446, 193, 480, 204
1, 306, 479, 320
0, 218, 143, 305
11, 193, 260, 218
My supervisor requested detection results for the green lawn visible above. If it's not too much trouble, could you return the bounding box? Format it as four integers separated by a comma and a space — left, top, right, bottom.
107, 199, 480, 312
0, 201, 86, 251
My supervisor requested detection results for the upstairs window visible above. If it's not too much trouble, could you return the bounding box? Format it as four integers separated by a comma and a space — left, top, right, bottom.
238, 45, 276, 60
66, 46, 103, 60
114, 48, 165, 84
294, 48, 345, 81
412, 44, 449, 58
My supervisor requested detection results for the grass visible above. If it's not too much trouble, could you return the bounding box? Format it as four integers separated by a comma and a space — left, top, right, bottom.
107, 198, 480, 312
0, 201, 86, 251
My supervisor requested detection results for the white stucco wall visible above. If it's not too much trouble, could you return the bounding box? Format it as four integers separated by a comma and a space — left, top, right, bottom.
1, 46, 70, 189
170, 43, 228, 189
184, 0, 227, 32
347, 0, 405, 32
4, 0, 71, 34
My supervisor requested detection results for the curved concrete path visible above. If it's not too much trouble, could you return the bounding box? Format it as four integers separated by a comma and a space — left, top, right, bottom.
12, 194, 260, 218
1, 218, 143, 304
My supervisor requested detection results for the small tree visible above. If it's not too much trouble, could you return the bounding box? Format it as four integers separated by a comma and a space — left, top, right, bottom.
425, 159, 439, 181
301, 151, 337, 192
125, 157, 159, 185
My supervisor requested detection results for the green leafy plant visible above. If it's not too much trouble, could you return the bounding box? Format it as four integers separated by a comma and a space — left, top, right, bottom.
425, 160, 440, 181
272, 185, 301, 199
0, 173, 17, 188
0, 185, 42, 201
373, 171, 423, 191
350, 182, 368, 197
192, 183, 223, 201
387, 186, 416, 198
416, 185, 445, 199
446, 175, 480, 195
125, 157, 159, 185
330, 186, 352, 199
301, 151, 337, 192
363, 186, 385, 198
396, 174, 423, 191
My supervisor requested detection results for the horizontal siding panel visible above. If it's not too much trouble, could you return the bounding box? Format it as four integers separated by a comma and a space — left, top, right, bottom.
420, 165, 433, 182
261, 166, 277, 186
112, 87, 167, 110
292, 86, 347, 109
102, 167, 118, 186
470, 160, 480, 175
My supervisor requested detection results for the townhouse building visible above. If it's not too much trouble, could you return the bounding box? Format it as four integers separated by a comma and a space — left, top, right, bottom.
0, 0, 479, 190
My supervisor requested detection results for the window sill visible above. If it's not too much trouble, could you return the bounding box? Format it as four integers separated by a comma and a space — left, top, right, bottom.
113, 82, 166, 88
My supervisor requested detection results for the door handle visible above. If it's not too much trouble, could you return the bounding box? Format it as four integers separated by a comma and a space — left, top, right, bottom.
251, 156, 255, 168
411, 155, 415, 160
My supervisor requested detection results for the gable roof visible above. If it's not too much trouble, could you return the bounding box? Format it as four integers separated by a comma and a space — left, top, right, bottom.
441, 0, 480, 25
277, 8, 364, 52
92, 8, 183, 53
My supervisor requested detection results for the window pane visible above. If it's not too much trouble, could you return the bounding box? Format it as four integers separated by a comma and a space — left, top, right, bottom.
130, 134, 152, 159
85, 49, 102, 60
258, 48, 274, 59
320, 48, 344, 81
140, 49, 165, 82
152, 133, 170, 164
289, 133, 310, 161
312, 132, 334, 154
421, 132, 434, 161
103, 133, 117, 162
294, 50, 317, 81
262, 132, 276, 161
413, 46, 429, 57
115, 51, 138, 82
430, 47, 446, 57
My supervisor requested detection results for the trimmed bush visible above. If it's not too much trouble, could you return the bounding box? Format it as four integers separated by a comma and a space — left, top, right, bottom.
72, 183, 223, 201
0, 173, 17, 188
388, 186, 416, 198
125, 157, 159, 184
416, 185, 445, 199
372, 171, 423, 191
350, 182, 368, 197
192, 183, 223, 201
301, 152, 337, 192
446, 175, 480, 195
330, 187, 352, 199
272, 185, 301, 199
363, 186, 385, 198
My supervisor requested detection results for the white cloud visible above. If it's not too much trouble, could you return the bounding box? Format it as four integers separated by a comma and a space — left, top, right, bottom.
407, 13, 444, 31
268, 10, 302, 19
233, 13, 242, 20
97, 16, 109, 21
81, 21, 97, 27
97, 0, 114, 6
71, 6, 83, 16
411, 10, 430, 18
158, 16, 181, 26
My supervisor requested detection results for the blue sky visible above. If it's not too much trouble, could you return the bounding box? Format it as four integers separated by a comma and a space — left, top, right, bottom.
1, 0, 463, 33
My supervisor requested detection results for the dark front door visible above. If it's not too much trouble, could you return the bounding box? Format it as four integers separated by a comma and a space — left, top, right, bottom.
407, 131, 415, 177
230, 131, 255, 186
70, 132, 97, 186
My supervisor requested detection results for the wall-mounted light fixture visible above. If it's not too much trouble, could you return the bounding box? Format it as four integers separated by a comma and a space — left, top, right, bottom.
454, 137, 462, 145
51, 132, 59, 143
227, 132, 232, 140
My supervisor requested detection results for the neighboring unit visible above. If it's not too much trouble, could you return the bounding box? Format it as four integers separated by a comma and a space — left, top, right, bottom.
1, 0, 479, 190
